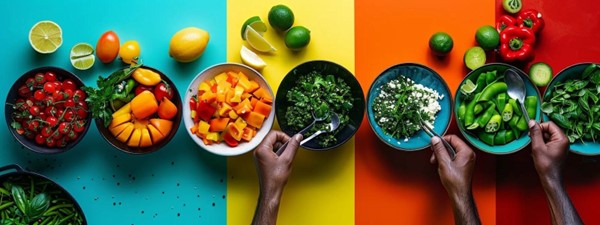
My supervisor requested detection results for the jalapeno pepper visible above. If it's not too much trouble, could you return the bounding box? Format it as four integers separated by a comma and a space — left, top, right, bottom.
476, 103, 497, 127
496, 93, 507, 112
502, 103, 513, 122
458, 101, 467, 124
505, 130, 516, 143
485, 114, 502, 133
474, 103, 484, 115
517, 9, 544, 33
499, 26, 536, 62
497, 15, 518, 32
494, 130, 507, 145
464, 93, 482, 127
479, 82, 508, 102
478, 132, 495, 146
508, 99, 522, 116
525, 96, 538, 120
475, 74, 487, 93
485, 71, 497, 85
516, 116, 529, 131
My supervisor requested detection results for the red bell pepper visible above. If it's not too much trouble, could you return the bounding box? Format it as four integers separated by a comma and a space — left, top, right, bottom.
496, 15, 518, 32
499, 26, 536, 62
223, 131, 239, 147
189, 96, 197, 110
196, 100, 217, 122
518, 9, 544, 33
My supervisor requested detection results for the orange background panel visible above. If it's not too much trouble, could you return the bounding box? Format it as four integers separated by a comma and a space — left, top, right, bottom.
355, 0, 496, 224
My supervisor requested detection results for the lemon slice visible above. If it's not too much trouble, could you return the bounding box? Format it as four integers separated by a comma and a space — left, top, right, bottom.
70, 43, 95, 70
241, 16, 267, 40
29, 20, 63, 54
244, 25, 276, 53
240, 45, 266, 70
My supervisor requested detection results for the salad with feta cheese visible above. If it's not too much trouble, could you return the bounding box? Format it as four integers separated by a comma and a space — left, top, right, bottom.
372, 75, 444, 142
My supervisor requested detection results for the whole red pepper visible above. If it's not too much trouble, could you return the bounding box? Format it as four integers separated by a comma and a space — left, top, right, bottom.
499, 26, 536, 62
496, 15, 518, 32
518, 9, 545, 33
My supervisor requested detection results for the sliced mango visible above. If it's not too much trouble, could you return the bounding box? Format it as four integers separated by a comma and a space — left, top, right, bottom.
140, 128, 152, 147
116, 123, 134, 143
127, 128, 142, 147
148, 124, 165, 144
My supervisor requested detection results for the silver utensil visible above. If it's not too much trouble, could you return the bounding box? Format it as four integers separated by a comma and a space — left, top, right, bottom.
418, 113, 456, 160
505, 69, 531, 123
275, 112, 333, 156
300, 113, 340, 146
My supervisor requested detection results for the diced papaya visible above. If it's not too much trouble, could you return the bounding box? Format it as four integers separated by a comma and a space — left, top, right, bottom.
241, 127, 254, 142
149, 118, 173, 136
209, 118, 229, 132
234, 98, 252, 115
236, 77, 251, 92
127, 128, 142, 147
140, 128, 152, 147
245, 111, 266, 129
237, 71, 249, 81
198, 82, 212, 93
261, 95, 273, 104
252, 87, 272, 103
148, 124, 165, 143
206, 132, 220, 142
254, 100, 272, 118
230, 86, 244, 103
250, 97, 259, 108
218, 103, 232, 117
200, 91, 217, 104
216, 80, 232, 94
217, 93, 226, 102
227, 72, 240, 87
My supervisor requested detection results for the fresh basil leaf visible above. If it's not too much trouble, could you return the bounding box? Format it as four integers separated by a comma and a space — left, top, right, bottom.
11, 185, 28, 216
579, 97, 591, 115
28, 193, 50, 221
541, 102, 553, 114
582, 64, 598, 79
592, 70, 600, 84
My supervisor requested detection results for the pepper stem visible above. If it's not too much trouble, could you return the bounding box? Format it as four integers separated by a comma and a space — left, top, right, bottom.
509, 38, 523, 51
523, 18, 533, 28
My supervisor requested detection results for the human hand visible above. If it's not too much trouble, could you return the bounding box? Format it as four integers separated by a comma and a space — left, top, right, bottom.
528, 120, 569, 183
254, 131, 303, 196
430, 135, 477, 199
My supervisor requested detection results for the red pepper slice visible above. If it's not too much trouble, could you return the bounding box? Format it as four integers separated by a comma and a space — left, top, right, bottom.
196, 100, 217, 122
223, 131, 239, 147
189, 96, 197, 110
496, 15, 518, 32
517, 9, 544, 33
499, 26, 536, 62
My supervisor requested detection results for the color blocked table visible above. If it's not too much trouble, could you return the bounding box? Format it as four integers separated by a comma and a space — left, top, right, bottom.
1, 0, 599, 225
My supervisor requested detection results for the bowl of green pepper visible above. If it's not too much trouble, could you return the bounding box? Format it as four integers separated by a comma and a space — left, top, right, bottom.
542, 62, 600, 155
275, 60, 365, 150
455, 63, 541, 154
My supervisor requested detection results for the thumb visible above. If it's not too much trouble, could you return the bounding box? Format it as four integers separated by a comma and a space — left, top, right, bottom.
280, 134, 303, 161
528, 120, 545, 151
430, 136, 449, 164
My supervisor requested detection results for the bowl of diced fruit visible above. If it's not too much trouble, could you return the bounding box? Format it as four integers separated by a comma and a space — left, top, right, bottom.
5, 67, 91, 154
89, 65, 182, 154
184, 63, 274, 156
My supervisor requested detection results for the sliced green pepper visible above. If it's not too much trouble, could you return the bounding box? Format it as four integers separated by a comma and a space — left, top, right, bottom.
474, 103, 484, 115
502, 103, 513, 122
479, 82, 508, 102
512, 127, 521, 140
525, 96, 538, 120
485, 114, 502, 133
516, 116, 529, 131
478, 132, 495, 146
509, 99, 522, 116
458, 101, 467, 124
476, 103, 497, 127
496, 93, 507, 113
494, 130, 507, 145
464, 93, 482, 127
485, 70, 497, 85
505, 130, 516, 143
475, 73, 487, 93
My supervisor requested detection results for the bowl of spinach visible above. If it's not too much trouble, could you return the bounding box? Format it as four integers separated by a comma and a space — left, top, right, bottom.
542, 62, 600, 155
275, 60, 365, 150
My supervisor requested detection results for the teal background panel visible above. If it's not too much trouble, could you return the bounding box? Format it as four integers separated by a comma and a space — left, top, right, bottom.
0, 0, 227, 224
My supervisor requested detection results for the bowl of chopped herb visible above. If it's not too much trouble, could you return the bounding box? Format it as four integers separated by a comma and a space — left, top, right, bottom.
275, 60, 365, 150
367, 63, 452, 151
542, 62, 600, 155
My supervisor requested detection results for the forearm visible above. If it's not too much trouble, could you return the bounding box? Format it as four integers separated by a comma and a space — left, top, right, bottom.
540, 177, 583, 225
252, 189, 283, 225
449, 190, 481, 225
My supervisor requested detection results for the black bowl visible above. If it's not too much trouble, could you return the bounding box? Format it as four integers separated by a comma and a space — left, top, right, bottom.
5, 67, 92, 154
275, 60, 365, 150
0, 164, 87, 224
96, 66, 182, 154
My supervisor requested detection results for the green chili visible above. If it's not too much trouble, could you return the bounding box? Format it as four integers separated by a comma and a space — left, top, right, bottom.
485, 114, 502, 133
505, 130, 516, 143
485, 70, 497, 85
502, 103, 513, 122
458, 101, 467, 124
476, 103, 497, 127
509, 99, 521, 116
465, 93, 482, 127
478, 132, 495, 146
474, 104, 484, 115
494, 130, 507, 145
475, 73, 487, 93
516, 116, 529, 131
525, 96, 538, 120
479, 82, 508, 102
496, 93, 507, 113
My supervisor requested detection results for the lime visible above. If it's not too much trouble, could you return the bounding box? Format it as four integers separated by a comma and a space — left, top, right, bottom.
240, 45, 266, 70
241, 16, 267, 40
475, 25, 500, 51
464, 47, 486, 70
29, 20, 63, 54
460, 79, 477, 95
268, 4, 295, 32
429, 32, 453, 56
244, 25, 276, 52
284, 26, 310, 50
70, 43, 95, 70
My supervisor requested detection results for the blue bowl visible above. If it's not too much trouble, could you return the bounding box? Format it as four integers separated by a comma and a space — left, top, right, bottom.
367, 63, 453, 151
455, 63, 541, 154
543, 62, 600, 155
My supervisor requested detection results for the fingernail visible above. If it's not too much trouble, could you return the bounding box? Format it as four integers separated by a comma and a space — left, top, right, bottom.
431, 136, 440, 144
528, 120, 536, 128
294, 134, 303, 142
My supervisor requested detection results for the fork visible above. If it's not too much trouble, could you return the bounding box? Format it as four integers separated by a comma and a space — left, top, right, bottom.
418, 113, 456, 160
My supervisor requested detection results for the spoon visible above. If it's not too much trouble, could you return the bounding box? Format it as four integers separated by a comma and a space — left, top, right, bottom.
275, 111, 329, 156
300, 113, 340, 146
505, 69, 531, 123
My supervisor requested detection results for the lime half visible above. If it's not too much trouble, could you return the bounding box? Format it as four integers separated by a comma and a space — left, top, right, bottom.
244, 25, 276, 53
460, 79, 477, 95
29, 20, 63, 54
70, 43, 95, 70
464, 47, 486, 70
241, 16, 267, 40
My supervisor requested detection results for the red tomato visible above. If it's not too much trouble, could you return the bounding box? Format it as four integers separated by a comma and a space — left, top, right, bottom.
28, 106, 40, 116
45, 116, 58, 127
18, 85, 31, 97
34, 73, 46, 85
135, 85, 153, 96
41, 126, 53, 137
35, 134, 45, 145
45, 138, 56, 147
58, 122, 70, 134
64, 99, 76, 108
154, 83, 173, 101
73, 120, 86, 133
62, 79, 76, 91
73, 90, 86, 102
52, 90, 64, 101
43, 82, 55, 93
34, 90, 45, 101
44, 72, 57, 82
96, 31, 120, 63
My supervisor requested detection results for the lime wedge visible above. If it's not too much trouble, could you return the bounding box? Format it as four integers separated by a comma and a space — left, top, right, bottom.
29, 20, 63, 54
460, 79, 477, 95
70, 43, 95, 70
244, 25, 276, 53
464, 46, 486, 70
240, 45, 266, 70
241, 16, 267, 40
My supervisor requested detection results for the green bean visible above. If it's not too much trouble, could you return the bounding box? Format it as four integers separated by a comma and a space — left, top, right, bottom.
43, 204, 73, 217
525, 96, 538, 119
0, 201, 14, 211
502, 103, 513, 122
465, 93, 482, 127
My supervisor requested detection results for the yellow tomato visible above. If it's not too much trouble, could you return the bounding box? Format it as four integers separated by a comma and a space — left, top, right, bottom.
119, 40, 140, 64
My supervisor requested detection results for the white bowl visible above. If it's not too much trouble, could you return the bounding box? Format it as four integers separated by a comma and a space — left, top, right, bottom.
183, 63, 275, 156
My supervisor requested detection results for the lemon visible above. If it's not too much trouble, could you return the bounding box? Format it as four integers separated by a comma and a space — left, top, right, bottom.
241, 16, 267, 40
284, 26, 310, 50
240, 45, 266, 70
268, 4, 295, 32
29, 20, 62, 54
169, 27, 210, 63
244, 25, 276, 53
70, 43, 95, 70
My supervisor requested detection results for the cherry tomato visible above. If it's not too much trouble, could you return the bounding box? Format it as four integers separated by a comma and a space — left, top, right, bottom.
44, 107, 57, 117
43, 82, 56, 93
51, 132, 63, 141
18, 85, 31, 97
43, 96, 54, 107
38, 111, 47, 120
119, 40, 140, 64
76, 101, 88, 110
64, 99, 76, 108
34, 90, 45, 101
57, 138, 68, 148
27, 120, 40, 132
44, 72, 57, 82
25, 131, 35, 140
26, 78, 36, 88
53, 81, 62, 91
135, 85, 153, 96
67, 130, 79, 141
73, 90, 86, 102
154, 83, 173, 101
64, 109, 75, 121
29, 106, 40, 116
34, 73, 46, 85
52, 90, 64, 101
73, 120, 86, 133
45, 138, 56, 148
58, 122, 70, 134
96, 31, 121, 63
41, 126, 53, 137
62, 79, 76, 91
46, 116, 58, 127
63, 89, 73, 99
76, 108, 87, 119
56, 109, 64, 117
35, 134, 45, 145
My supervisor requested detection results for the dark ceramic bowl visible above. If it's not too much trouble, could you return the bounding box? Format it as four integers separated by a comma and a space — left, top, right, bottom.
275, 60, 365, 150
96, 66, 182, 154
5, 67, 91, 154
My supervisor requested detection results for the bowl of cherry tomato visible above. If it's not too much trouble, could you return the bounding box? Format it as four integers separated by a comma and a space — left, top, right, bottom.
5, 67, 91, 154
93, 66, 182, 154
